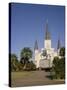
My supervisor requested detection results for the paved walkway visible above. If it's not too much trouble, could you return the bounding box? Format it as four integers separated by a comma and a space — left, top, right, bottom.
11, 71, 65, 87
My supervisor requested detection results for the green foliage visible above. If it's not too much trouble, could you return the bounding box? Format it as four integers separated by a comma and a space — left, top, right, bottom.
59, 47, 65, 57
24, 61, 36, 71
53, 57, 59, 66
52, 56, 65, 79
58, 57, 65, 79
52, 47, 65, 79
11, 54, 24, 71
11, 47, 36, 71
11, 54, 18, 71
20, 47, 33, 64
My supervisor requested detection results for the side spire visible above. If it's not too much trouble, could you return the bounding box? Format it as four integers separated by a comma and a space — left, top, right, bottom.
57, 37, 61, 50
45, 20, 51, 40
34, 40, 38, 50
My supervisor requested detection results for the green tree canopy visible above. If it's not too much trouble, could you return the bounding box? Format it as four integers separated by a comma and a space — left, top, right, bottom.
53, 56, 59, 66
59, 47, 65, 57
20, 47, 33, 64
11, 54, 24, 71
11, 54, 19, 71
52, 47, 65, 79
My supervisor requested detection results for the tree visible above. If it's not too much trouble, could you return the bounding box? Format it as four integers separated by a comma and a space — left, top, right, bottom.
59, 47, 65, 57
53, 57, 59, 67
29, 61, 36, 70
11, 54, 24, 71
59, 47, 65, 78
52, 47, 65, 79
11, 54, 19, 71
53, 57, 65, 79
58, 58, 65, 79
20, 47, 33, 70
53, 56, 60, 79
25, 61, 36, 71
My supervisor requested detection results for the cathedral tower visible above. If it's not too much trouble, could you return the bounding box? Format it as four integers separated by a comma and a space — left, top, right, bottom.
44, 20, 51, 49
34, 40, 40, 68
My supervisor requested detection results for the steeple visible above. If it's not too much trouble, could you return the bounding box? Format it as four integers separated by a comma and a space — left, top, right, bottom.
34, 40, 38, 50
44, 20, 51, 49
45, 20, 51, 40
57, 38, 61, 50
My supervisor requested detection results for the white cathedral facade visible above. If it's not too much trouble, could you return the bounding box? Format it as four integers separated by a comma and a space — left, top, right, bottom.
34, 21, 60, 69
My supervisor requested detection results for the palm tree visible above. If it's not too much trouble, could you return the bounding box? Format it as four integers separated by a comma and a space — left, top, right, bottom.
20, 47, 33, 69
11, 54, 19, 71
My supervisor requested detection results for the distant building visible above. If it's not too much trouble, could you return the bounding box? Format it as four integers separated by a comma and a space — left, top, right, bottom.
34, 20, 60, 69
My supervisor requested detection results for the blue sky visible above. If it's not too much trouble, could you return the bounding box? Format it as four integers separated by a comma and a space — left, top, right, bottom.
11, 3, 65, 59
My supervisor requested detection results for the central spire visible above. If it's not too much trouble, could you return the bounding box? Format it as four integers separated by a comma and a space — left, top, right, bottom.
34, 40, 38, 50
45, 20, 51, 40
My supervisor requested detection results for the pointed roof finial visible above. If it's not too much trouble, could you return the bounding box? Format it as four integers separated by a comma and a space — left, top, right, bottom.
34, 40, 38, 50
45, 20, 51, 40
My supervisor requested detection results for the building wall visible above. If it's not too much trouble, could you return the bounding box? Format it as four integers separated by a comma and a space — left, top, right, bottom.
44, 40, 51, 49
34, 48, 58, 68
35, 50, 41, 68
34, 34, 58, 68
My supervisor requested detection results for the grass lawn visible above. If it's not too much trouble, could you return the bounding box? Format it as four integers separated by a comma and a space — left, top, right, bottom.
11, 71, 34, 79
11, 71, 65, 87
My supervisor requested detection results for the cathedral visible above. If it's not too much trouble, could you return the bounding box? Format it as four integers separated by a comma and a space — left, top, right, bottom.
34, 21, 60, 69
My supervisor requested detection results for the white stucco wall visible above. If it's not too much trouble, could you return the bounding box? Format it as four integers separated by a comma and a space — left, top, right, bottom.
34, 39, 58, 68
44, 40, 51, 49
